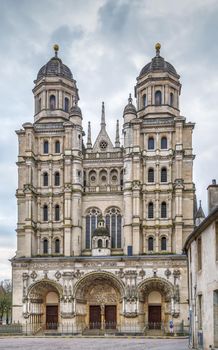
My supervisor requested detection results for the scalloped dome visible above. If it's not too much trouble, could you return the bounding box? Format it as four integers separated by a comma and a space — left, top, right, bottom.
70, 104, 82, 116
139, 44, 179, 78
92, 226, 110, 237
37, 56, 73, 81
123, 94, 137, 115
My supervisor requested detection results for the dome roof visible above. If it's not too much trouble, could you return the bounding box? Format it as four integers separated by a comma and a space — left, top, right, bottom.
92, 226, 110, 237
70, 103, 82, 116
36, 45, 73, 81
139, 43, 178, 78
92, 218, 109, 237
123, 94, 137, 115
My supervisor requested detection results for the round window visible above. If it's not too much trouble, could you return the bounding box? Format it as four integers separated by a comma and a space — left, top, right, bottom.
112, 175, 117, 181
100, 140, 108, 150
90, 175, 96, 182
101, 175, 107, 182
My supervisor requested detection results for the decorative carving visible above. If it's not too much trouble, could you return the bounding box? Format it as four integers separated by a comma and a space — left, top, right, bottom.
22, 273, 29, 281
116, 268, 125, 279
74, 270, 83, 279
30, 271, 37, 280
23, 312, 30, 319
153, 268, 157, 277
88, 283, 118, 304
123, 312, 137, 318
173, 269, 181, 285
55, 271, 61, 281
62, 272, 73, 278
139, 269, 146, 279
125, 285, 137, 301
43, 270, 48, 279
164, 269, 171, 279
174, 285, 180, 302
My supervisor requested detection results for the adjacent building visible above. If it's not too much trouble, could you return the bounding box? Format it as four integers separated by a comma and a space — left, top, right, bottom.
11, 43, 195, 334
184, 180, 218, 349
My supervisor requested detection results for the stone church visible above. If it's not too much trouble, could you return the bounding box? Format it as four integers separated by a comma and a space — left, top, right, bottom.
11, 43, 195, 334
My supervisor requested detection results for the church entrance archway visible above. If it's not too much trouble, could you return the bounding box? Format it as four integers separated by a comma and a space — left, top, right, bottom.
74, 272, 124, 330
27, 279, 62, 329
138, 278, 174, 330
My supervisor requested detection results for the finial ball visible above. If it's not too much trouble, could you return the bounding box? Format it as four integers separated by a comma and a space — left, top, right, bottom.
53, 44, 59, 52
155, 42, 161, 51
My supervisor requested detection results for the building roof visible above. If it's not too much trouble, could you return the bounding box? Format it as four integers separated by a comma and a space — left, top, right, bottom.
36, 45, 73, 81
123, 94, 137, 115
195, 200, 205, 219
92, 226, 110, 237
139, 43, 179, 79
184, 205, 218, 251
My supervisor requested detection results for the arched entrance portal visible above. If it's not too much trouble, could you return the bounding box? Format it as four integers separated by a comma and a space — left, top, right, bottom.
27, 279, 62, 329
74, 272, 124, 330
138, 278, 174, 330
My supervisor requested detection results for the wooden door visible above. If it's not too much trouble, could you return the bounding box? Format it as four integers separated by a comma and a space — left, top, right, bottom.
46, 305, 58, 329
89, 306, 101, 329
148, 305, 161, 329
105, 305, 116, 329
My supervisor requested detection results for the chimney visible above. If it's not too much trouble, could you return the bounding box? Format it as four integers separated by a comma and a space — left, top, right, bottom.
207, 179, 218, 214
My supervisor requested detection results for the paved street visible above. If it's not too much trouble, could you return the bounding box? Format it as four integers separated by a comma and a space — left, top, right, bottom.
0, 337, 188, 350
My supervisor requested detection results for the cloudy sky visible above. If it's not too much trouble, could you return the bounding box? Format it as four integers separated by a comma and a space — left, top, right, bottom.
0, 0, 218, 280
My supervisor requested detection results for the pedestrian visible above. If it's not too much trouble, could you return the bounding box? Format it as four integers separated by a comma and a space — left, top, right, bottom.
169, 319, 174, 335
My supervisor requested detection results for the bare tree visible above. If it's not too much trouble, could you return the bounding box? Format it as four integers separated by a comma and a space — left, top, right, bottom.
0, 280, 12, 324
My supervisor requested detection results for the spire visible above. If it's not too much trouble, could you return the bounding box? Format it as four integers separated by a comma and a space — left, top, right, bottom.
87, 121, 92, 149
101, 101, 106, 129
128, 93, 133, 104
115, 120, 120, 147
195, 200, 205, 226
155, 42, 161, 57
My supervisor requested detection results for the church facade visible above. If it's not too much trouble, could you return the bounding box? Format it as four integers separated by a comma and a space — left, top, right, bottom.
11, 43, 195, 334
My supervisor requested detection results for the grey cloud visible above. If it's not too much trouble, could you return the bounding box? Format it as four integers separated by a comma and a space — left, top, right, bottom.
0, 0, 217, 279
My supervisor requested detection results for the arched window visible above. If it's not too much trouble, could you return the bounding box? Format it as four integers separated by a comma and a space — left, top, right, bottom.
148, 137, 154, 150
43, 140, 49, 154
43, 205, 48, 221
106, 240, 109, 248
161, 167, 167, 182
155, 90, 162, 105
143, 94, 147, 107
161, 202, 167, 218
64, 97, 69, 112
98, 239, 102, 248
148, 202, 154, 219
105, 207, 122, 249
148, 168, 154, 183
55, 205, 60, 221
43, 239, 48, 254
170, 92, 174, 106
83, 171, 86, 188
120, 169, 124, 187
55, 239, 60, 253
55, 140, 60, 153
49, 95, 56, 110
148, 237, 154, 251
161, 136, 167, 149
37, 98, 41, 113
161, 236, 167, 251
54, 172, 60, 186
89, 170, 97, 184
86, 208, 101, 249
43, 172, 48, 186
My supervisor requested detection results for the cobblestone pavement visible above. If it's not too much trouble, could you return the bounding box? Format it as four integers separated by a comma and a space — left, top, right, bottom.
0, 337, 188, 350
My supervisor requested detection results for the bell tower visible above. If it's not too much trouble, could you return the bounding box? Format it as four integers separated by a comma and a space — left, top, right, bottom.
16, 45, 83, 258
33, 44, 79, 122
135, 43, 181, 118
